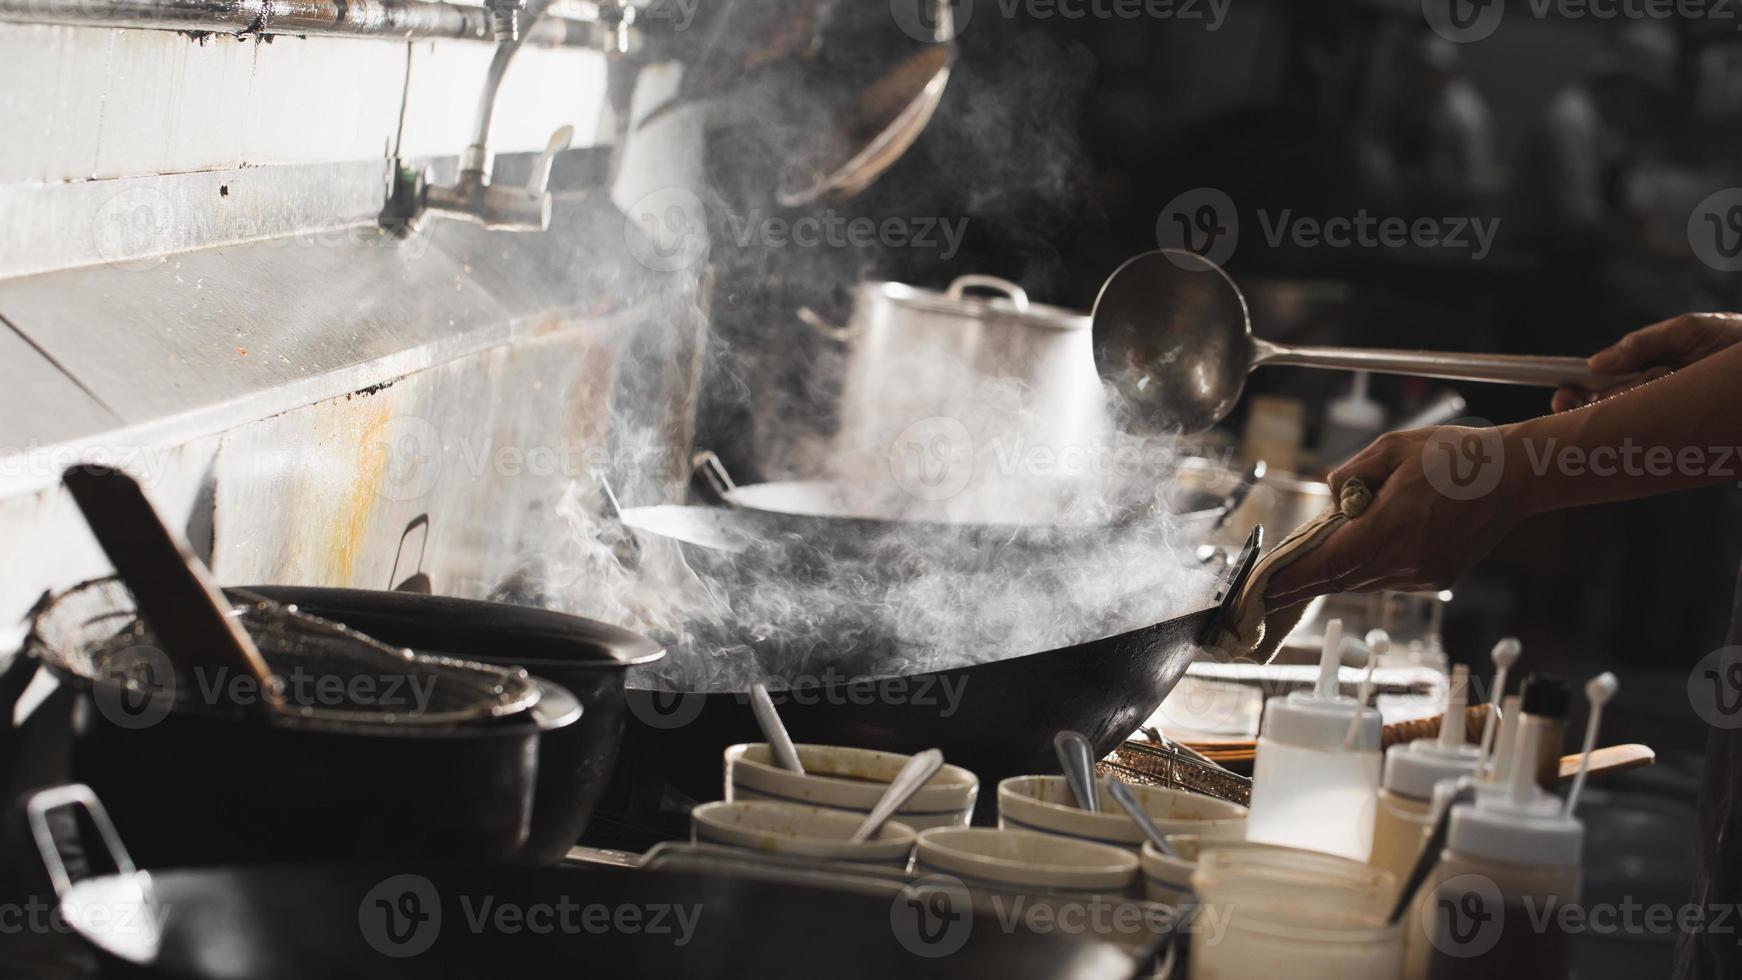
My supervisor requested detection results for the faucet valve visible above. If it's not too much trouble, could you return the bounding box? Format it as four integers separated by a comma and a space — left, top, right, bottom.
486, 0, 524, 41
416, 125, 574, 232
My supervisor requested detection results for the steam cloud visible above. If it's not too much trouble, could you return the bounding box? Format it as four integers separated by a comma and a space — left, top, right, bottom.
519, 9, 1217, 691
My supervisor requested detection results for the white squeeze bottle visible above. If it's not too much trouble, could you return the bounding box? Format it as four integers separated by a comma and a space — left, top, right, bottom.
1371, 665, 1483, 890
1402, 638, 1524, 979
1422, 674, 1615, 980
1245, 619, 1384, 861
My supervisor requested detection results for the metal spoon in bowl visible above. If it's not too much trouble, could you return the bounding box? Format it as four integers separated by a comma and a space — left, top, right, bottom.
1090, 249, 1633, 433
751, 683, 805, 774
1054, 730, 1101, 813
850, 749, 944, 843
1108, 776, 1178, 858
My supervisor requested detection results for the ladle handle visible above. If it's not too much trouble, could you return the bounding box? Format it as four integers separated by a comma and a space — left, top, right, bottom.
1255, 343, 1629, 389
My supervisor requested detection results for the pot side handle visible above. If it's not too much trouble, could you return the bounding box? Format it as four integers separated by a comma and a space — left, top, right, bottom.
796, 307, 860, 343
26, 783, 138, 899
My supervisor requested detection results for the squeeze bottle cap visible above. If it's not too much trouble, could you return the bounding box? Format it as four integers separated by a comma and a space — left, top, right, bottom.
1384, 665, 1482, 800
1448, 699, 1582, 867
1261, 619, 1382, 752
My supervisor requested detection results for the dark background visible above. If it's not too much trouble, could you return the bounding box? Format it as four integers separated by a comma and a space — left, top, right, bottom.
698, 0, 1742, 751
690, 3, 1742, 971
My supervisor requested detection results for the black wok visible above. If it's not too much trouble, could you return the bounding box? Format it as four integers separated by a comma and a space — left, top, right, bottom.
20, 580, 570, 869
32, 786, 1157, 980
627, 463, 1225, 556
610, 529, 1260, 826
239, 586, 665, 861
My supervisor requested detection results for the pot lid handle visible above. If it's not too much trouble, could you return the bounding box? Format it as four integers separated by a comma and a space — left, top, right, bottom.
946, 275, 1029, 312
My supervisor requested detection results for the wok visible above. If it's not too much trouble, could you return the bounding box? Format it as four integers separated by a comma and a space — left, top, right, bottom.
238, 586, 665, 862
610, 528, 1260, 825
32, 785, 1157, 980
20, 579, 567, 868
614, 452, 1232, 573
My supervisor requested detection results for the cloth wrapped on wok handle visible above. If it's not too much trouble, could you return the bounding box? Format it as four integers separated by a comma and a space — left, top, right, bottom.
1208, 478, 1373, 664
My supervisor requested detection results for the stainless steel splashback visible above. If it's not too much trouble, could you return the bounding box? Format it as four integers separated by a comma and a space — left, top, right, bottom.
0, 185, 705, 647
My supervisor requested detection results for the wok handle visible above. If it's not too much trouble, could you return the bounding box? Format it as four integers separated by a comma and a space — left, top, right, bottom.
690, 450, 739, 505
1255, 342, 1631, 389
26, 784, 137, 899
1202, 526, 1263, 646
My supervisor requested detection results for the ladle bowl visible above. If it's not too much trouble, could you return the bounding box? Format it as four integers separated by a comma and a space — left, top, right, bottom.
1090, 249, 1629, 432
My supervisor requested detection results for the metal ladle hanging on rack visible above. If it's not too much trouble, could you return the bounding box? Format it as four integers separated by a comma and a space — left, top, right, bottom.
1090, 249, 1635, 433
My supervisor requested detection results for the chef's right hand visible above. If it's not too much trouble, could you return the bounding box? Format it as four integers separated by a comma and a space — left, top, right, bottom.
1552, 313, 1742, 413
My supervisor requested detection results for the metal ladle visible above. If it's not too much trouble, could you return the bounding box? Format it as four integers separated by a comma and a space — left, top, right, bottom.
1091, 249, 1632, 433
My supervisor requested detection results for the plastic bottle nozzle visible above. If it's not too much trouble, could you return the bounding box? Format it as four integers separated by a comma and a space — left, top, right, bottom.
1439, 665, 1470, 749
1316, 619, 1345, 700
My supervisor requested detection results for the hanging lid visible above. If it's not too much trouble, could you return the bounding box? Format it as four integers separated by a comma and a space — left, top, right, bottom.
1384, 665, 1482, 800
1261, 620, 1382, 752
869, 275, 1091, 332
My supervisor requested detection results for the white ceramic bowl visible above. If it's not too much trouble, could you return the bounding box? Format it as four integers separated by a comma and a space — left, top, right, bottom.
1141, 838, 1201, 906
914, 827, 1139, 897
690, 800, 916, 868
725, 743, 978, 831
997, 775, 1247, 850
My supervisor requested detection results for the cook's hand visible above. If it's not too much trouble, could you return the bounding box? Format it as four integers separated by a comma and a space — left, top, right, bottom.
1265, 425, 1525, 607
1552, 312, 1742, 413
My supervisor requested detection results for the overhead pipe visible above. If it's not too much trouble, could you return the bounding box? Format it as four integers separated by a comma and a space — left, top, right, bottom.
0, 0, 615, 47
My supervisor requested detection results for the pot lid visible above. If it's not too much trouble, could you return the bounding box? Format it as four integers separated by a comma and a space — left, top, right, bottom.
869, 274, 1090, 331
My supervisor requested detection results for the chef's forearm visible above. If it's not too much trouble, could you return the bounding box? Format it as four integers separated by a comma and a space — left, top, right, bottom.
1499, 340, 1742, 514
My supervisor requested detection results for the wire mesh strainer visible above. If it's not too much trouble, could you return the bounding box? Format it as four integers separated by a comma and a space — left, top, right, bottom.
29, 578, 541, 727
